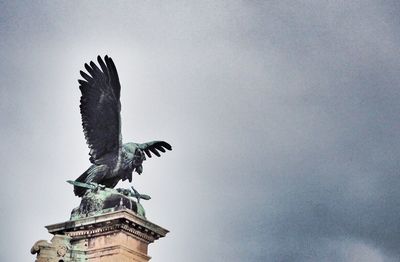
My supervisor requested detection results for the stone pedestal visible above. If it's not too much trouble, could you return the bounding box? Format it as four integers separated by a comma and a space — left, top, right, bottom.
31, 208, 168, 262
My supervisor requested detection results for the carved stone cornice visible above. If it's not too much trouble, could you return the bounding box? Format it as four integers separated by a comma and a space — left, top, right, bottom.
46, 208, 168, 243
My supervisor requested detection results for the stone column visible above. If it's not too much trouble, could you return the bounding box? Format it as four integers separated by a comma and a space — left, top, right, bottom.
32, 208, 168, 262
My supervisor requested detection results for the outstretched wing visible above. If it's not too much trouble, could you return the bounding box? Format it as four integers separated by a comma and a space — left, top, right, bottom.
79, 55, 122, 163
138, 141, 172, 158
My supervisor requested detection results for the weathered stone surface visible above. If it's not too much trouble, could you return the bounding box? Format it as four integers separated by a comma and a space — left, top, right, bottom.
32, 209, 168, 262
31, 235, 75, 262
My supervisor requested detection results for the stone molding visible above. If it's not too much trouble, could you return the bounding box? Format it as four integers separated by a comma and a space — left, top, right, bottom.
32, 208, 168, 261
47, 208, 168, 240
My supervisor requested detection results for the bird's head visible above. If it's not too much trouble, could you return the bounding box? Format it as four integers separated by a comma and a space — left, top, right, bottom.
132, 148, 145, 164
130, 148, 145, 175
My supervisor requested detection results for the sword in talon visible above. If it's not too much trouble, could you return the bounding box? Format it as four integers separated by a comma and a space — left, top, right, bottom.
67, 180, 105, 191
130, 186, 151, 203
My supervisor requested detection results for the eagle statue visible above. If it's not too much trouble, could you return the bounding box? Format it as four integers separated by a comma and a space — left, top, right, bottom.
72, 55, 172, 197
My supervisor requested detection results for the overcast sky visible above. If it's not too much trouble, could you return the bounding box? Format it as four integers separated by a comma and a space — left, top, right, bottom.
1, 1, 400, 261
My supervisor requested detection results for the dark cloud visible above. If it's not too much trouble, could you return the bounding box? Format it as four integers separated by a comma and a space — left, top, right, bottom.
1, 1, 400, 261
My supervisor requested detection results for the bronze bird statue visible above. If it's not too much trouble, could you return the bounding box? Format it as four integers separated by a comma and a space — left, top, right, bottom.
73, 55, 172, 197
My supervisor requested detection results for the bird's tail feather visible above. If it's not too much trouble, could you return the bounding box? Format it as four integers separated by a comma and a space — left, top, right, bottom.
74, 165, 108, 197
74, 165, 95, 197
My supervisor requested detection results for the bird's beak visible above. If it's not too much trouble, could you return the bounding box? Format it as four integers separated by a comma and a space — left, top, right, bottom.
136, 165, 143, 175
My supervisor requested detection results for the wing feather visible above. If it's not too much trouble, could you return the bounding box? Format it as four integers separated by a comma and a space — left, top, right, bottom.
84, 63, 94, 76
150, 148, 161, 157
138, 141, 172, 158
79, 55, 122, 163
80, 71, 92, 82
144, 149, 152, 158
156, 146, 166, 153
97, 56, 109, 79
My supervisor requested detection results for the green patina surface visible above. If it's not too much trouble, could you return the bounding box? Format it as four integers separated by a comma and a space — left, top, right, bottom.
69, 182, 148, 220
